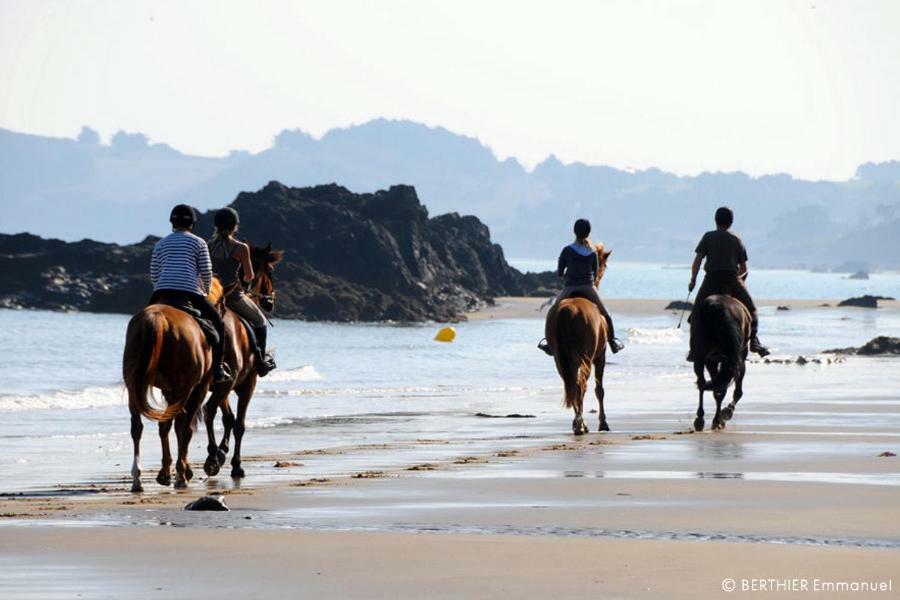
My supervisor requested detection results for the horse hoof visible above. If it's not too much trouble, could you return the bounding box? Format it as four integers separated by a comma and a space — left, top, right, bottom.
174, 479, 188, 489
693, 417, 705, 432
184, 465, 194, 481
156, 472, 172, 487
598, 421, 610, 432
204, 457, 221, 477
712, 419, 725, 431
216, 448, 228, 467
721, 406, 734, 421
231, 467, 245, 479
131, 482, 143, 493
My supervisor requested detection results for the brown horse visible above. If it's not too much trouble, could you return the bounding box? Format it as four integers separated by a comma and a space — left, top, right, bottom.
123, 279, 226, 492
203, 243, 283, 480
544, 247, 612, 435
689, 294, 750, 432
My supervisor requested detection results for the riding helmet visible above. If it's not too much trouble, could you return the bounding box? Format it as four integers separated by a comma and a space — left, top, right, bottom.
214, 207, 240, 230
169, 204, 198, 228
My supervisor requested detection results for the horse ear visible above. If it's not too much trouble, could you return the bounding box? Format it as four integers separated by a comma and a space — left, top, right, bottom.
265, 242, 272, 252
269, 249, 284, 265
603, 250, 612, 260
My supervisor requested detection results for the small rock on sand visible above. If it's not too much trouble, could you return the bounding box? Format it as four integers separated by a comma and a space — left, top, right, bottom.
878, 451, 896, 457
183, 494, 229, 511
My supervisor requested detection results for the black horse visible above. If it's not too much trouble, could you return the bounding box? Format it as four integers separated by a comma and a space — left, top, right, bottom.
689, 294, 751, 432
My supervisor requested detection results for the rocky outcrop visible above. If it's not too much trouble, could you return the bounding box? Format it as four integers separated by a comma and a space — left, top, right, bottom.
825, 336, 900, 356
665, 300, 693, 311
837, 295, 896, 308
0, 183, 552, 321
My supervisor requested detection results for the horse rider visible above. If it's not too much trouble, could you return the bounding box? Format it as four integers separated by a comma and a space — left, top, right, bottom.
149, 204, 233, 383
539, 218, 625, 355
208, 207, 277, 377
687, 206, 770, 360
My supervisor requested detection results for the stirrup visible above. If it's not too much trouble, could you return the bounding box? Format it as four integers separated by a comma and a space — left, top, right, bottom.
609, 338, 625, 353
213, 363, 234, 383
537, 338, 553, 356
256, 354, 277, 377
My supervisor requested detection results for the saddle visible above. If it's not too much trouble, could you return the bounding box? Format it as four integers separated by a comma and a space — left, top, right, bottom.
148, 292, 220, 347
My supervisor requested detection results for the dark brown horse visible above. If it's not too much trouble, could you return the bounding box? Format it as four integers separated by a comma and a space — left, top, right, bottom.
123, 279, 226, 492
689, 294, 750, 432
544, 246, 612, 435
203, 243, 283, 480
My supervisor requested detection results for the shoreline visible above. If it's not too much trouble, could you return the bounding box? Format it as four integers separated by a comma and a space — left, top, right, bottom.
468, 296, 900, 320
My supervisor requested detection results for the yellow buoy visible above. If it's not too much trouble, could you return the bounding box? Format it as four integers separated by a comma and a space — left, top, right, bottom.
434, 326, 456, 342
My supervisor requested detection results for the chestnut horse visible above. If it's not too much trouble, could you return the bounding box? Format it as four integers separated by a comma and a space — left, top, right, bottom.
689, 294, 750, 432
544, 246, 612, 435
203, 243, 283, 480
123, 280, 226, 492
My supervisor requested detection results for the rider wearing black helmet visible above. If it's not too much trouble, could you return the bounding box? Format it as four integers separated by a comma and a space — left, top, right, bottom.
149, 204, 232, 383
208, 207, 277, 377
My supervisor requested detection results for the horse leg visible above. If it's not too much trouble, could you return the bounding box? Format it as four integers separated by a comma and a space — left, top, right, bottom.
570, 361, 590, 436
156, 419, 173, 487
231, 377, 257, 479
712, 389, 726, 431
217, 397, 235, 467
723, 361, 745, 422
693, 361, 706, 432
594, 353, 609, 432
174, 386, 207, 488
203, 388, 228, 476
129, 412, 144, 493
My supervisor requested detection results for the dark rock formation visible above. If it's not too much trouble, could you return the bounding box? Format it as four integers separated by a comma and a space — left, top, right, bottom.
824, 336, 900, 355
0, 183, 550, 322
837, 295, 895, 308
847, 271, 869, 280
665, 300, 693, 310
183, 494, 229, 511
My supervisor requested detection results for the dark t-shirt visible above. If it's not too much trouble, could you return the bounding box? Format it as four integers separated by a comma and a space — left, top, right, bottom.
695, 229, 748, 273
558, 244, 599, 286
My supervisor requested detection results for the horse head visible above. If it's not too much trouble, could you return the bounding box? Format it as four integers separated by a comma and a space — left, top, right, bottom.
595, 243, 612, 287
248, 242, 284, 313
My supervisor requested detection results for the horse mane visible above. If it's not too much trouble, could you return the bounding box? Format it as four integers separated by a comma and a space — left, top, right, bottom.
208, 278, 224, 306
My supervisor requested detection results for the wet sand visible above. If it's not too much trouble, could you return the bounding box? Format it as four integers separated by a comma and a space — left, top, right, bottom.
2, 422, 899, 597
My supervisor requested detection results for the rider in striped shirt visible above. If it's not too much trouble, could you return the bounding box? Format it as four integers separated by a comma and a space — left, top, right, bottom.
148, 204, 232, 383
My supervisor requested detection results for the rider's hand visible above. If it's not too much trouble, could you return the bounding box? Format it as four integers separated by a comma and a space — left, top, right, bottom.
688, 279, 696, 292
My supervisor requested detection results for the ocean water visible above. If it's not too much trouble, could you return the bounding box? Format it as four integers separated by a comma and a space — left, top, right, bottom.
509, 259, 900, 300
0, 264, 898, 492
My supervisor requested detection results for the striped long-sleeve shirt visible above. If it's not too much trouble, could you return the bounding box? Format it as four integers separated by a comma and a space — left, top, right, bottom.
150, 231, 212, 295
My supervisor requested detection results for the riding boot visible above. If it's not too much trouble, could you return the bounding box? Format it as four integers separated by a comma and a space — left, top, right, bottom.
537, 338, 553, 356
749, 316, 770, 357
211, 343, 233, 383
253, 326, 277, 377
605, 316, 625, 353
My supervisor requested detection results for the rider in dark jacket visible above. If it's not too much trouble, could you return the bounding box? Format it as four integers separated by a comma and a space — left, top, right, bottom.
539, 218, 625, 355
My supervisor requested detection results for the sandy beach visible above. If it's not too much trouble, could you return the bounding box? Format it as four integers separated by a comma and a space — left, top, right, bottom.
1, 300, 899, 598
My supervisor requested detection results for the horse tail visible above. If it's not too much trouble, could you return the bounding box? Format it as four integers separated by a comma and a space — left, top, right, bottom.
123, 308, 178, 421
698, 300, 741, 392
554, 307, 593, 409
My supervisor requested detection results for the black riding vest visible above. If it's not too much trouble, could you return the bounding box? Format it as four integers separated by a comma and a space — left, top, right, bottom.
208, 238, 241, 288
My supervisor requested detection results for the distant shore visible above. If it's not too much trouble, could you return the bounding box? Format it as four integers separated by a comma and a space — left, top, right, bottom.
467, 296, 900, 320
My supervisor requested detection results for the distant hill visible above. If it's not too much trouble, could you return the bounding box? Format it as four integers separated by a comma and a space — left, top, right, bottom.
2, 120, 899, 269
0, 183, 555, 321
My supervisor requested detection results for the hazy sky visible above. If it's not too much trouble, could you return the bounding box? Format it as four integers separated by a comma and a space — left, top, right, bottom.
1, 0, 898, 179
